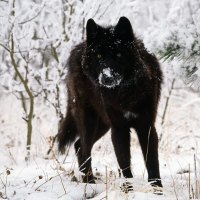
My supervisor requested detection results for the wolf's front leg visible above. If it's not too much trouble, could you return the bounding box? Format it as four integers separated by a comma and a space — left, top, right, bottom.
135, 123, 162, 188
111, 126, 133, 178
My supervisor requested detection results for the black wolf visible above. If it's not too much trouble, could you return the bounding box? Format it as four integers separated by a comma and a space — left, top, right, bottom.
57, 17, 163, 188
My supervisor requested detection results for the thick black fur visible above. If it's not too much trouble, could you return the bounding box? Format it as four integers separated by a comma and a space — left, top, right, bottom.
57, 17, 163, 187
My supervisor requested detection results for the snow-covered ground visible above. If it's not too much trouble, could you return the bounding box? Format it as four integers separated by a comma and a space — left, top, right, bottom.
0, 146, 198, 200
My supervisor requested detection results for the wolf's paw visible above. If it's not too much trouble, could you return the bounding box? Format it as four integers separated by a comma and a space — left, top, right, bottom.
149, 179, 163, 195
152, 186, 163, 195
120, 181, 134, 193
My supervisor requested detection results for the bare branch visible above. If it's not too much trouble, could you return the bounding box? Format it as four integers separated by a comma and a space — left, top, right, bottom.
0, 0, 8, 2
0, 43, 10, 53
10, 34, 34, 160
18, 4, 45, 25
159, 78, 176, 142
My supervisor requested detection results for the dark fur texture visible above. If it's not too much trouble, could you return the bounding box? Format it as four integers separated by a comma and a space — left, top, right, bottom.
57, 17, 163, 187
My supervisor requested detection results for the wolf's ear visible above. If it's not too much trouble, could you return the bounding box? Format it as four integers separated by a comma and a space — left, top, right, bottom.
115, 17, 134, 41
86, 18, 98, 42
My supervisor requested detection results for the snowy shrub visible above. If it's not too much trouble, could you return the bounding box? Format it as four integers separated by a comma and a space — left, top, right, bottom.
144, 0, 200, 91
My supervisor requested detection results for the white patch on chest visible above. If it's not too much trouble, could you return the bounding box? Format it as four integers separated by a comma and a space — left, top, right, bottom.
124, 111, 138, 120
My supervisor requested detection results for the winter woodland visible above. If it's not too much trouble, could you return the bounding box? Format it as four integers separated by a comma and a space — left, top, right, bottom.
0, 0, 200, 199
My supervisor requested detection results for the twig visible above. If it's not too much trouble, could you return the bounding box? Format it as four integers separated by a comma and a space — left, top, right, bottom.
0, 42, 51, 54
170, 172, 179, 200
83, 183, 87, 200
189, 164, 191, 199
106, 166, 108, 200
8, 148, 17, 165
19, 92, 27, 114
0, 43, 10, 53
10, 34, 34, 160
145, 126, 151, 163
34, 77, 64, 129
159, 78, 176, 141
56, 168, 67, 195
18, 4, 45, 25
35, 173, 63, 191
0, 174, 6, 189
98, 1, 114, 19
61, 0, 69, 41
194, 154, 198, 198
47, 135, 58, 155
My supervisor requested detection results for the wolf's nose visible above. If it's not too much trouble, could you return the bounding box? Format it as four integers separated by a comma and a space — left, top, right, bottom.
98, 68, 122, 88
101, 74, 114, 86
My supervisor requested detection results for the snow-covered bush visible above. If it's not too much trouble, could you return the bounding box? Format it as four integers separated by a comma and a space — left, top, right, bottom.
0, 0, 85, 155
144, 0, 200, 91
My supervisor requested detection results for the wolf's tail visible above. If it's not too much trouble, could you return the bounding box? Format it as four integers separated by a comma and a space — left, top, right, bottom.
57, 113, 77, 154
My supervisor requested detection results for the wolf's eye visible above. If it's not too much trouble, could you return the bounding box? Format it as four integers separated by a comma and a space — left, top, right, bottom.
97, 54, 102, 59
116, 53, 122, 57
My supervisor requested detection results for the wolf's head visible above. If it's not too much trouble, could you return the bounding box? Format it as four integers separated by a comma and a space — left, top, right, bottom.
82, 17, 144, 89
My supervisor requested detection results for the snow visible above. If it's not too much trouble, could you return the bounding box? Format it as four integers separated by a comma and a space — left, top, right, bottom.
0, 0, 200, 199
102, 68, 112, 78
1, 140, 199, 199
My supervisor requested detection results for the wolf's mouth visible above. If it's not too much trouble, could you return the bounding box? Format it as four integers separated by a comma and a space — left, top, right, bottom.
98, 68, 122, 88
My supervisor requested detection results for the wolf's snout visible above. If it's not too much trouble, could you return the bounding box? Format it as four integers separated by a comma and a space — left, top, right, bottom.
101, 74, 114, 86
98, 68, 122, 88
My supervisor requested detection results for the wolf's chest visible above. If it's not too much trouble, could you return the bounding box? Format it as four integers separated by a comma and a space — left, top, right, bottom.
123, 111, 138, 120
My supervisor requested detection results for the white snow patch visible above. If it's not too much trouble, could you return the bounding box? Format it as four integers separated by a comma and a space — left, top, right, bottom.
102, 68, 112, 78
124, 111, 138, 120
73, 97, 76, 103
